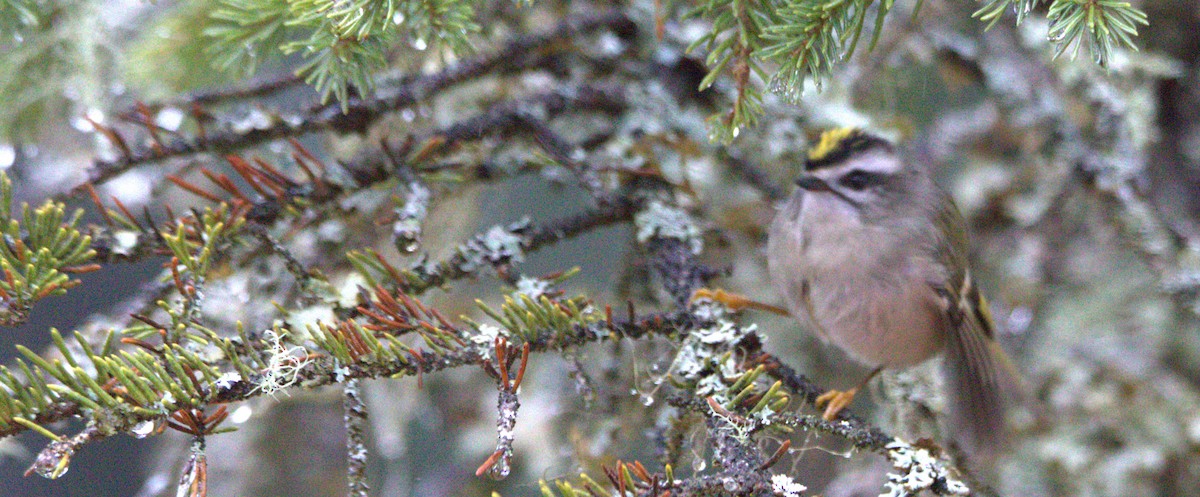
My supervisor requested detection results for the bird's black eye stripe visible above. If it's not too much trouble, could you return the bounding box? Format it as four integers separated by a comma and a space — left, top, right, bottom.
839, 170, 883, 191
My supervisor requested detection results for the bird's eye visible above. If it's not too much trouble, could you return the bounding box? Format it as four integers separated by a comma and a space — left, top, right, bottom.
840, 170, 880, 191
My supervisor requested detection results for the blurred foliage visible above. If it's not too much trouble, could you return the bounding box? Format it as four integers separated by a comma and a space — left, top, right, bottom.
205, 0, 479, 109
124, 2, 242, 96
0, 0, 40, 39
975, 0, 1147, 66
0, 0, 1150, 141
683, 0, 1147, 141
0, 0, 101, 142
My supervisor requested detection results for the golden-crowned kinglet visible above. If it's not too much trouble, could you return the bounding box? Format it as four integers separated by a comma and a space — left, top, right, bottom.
767, 127, 1018, 452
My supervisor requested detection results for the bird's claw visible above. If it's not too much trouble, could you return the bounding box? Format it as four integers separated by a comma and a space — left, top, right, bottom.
815, 388, 859, 421
689, 288, 791, 315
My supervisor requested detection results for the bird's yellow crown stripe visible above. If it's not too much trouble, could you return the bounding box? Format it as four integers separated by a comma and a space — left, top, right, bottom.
806, 127, 860, 161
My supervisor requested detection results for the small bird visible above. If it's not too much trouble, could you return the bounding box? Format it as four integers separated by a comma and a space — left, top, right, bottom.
765, 127, 1018, 452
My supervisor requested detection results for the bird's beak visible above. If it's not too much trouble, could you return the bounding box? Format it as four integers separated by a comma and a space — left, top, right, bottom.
795, 175, 831, 192
795, 175, 859, 207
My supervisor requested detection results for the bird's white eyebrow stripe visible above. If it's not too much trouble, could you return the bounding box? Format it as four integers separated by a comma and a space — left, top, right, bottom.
843, 149, 902, 175
809, 150, 902, 181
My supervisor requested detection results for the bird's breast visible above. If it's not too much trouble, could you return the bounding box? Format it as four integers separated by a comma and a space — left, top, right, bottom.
768, 198, 948, 368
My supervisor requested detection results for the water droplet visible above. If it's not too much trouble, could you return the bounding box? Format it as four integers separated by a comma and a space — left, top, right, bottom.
0, 144, 14, 169
691, 458, 707, 472
230, 405, 253, 424
34, 460, 69, 479
31, 445, 73, 479
132, 420, 158, 438
722, 476, 739, 491
485, 455, 511, 480
398, 240, 419, 253
155, 107, 185, 131
641, 394, 655, 406
1047, 21, 1066, 43
1092, 45, 1107, 66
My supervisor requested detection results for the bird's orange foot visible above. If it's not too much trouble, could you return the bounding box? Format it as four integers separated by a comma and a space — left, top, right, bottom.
689, 288, 790, 315
815, 387, 859, 421
690, 288, 753, 311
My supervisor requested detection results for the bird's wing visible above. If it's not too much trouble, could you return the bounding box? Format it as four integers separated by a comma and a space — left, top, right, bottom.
928, 187, 1022, 455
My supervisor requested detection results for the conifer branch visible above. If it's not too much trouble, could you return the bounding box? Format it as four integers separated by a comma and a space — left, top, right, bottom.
85, 10, 633, 188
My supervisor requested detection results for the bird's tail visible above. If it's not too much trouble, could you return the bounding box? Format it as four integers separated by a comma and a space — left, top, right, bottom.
943, 316, 1023, 458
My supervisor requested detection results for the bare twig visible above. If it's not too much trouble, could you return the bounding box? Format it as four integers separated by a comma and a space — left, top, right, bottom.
84, 10, 633, 188
343, 379, 370, 497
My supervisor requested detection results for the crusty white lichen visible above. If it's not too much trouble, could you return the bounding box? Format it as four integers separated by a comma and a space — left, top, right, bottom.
282, 304, 335, 342
880, 439, 969, 497
459, 219, 531, 271
213, 371, 242, 390
393, 182, 431, 253
471, 323, 509, 346
634, 200, 703, 254
771, 473, 808, 497
112, 230, 140, 256
668, 306, 756, 397
697, 320, 751, 345
514, 276, 550, 300
335, 272, 369, 309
